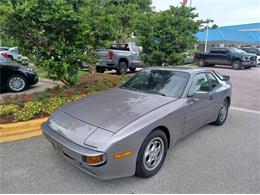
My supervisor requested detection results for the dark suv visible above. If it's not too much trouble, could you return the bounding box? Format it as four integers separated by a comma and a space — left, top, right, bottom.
195, 47, 257, 69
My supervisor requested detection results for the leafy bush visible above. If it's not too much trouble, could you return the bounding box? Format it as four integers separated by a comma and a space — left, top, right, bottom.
0, 104, 18, 116
14, 109, 34, 121
24, 101, 44, 115
71, 94, 86, 101
42, 97, 69, 115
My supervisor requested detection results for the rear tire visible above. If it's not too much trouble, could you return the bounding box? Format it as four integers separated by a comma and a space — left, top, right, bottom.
129, 67, 136, 72
198, 58, 206, 67
213, 99, 229, 126
232, 60, 242, 70
96, 66, 105, 73
117, 61, 128, 75
135, 129, 168, 178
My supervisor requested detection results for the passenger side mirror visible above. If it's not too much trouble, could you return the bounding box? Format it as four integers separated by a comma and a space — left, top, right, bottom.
193, 91, 209, 100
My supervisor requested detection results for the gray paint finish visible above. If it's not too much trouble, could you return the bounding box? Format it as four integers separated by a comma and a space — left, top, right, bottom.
41, 67, 232, 179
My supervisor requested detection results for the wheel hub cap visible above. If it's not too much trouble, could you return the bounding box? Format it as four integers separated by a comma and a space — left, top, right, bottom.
219, 102, 227, 122
143, 137, 164, 171
9, 77, 25, 91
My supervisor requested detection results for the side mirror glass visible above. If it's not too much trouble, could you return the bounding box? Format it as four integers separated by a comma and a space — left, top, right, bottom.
193, 91, 209, 100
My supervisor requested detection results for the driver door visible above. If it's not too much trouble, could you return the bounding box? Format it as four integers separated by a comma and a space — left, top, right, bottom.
183, 73, 211, 136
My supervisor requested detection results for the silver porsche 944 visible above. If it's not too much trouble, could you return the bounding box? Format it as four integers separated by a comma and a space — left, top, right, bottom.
41, 67, 232, 179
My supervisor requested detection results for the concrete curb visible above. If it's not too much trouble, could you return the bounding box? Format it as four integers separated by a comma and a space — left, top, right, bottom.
0, 117, 48, 143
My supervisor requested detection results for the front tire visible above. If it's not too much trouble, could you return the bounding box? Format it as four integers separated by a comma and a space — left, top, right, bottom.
7, 74, 27, 92
232, 60, 242, 70
136, 129, 168, 178
213, 99, 229, 126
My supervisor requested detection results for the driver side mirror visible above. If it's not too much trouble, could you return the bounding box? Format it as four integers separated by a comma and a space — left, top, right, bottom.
193, 91, 209, 100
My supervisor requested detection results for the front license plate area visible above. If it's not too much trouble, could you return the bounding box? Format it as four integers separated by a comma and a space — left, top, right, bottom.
51, 142, 63, 154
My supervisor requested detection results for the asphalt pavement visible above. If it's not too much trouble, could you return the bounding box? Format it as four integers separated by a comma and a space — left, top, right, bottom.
1, 109, 259, 193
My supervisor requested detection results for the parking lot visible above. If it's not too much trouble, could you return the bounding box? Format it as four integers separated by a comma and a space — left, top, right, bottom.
0, 66, 260, 193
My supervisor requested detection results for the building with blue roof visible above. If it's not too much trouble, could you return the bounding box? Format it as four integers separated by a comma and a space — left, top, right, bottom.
195, 23, 260, 51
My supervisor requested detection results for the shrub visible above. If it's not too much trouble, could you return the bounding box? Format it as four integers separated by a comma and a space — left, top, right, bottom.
24, 101, 44, 115
42, 97, 69, 115
71, 94, 86, 101
0, 104, 18, 116
14, 109, 34, 121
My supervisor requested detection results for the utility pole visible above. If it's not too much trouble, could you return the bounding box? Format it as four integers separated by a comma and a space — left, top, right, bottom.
204, 24, 209, 52
204, 19, 212, 52
189, 0, 192, 8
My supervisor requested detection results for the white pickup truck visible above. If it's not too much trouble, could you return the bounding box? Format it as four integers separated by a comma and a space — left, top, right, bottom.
96, 42, 144, 75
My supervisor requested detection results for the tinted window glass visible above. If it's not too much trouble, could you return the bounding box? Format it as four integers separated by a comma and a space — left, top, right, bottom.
188, 73, 210, 96
121, 69, 190, 98
207, 72, 219, 89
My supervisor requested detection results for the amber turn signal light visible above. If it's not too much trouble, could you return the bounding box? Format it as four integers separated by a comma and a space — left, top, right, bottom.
113, 150, 132, 159
84, 155, 103, 164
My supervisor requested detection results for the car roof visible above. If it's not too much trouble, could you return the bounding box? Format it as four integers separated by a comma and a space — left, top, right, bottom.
146, 66, 211, 74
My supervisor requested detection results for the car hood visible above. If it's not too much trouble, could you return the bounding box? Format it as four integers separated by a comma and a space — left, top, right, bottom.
60, 88, 176, 133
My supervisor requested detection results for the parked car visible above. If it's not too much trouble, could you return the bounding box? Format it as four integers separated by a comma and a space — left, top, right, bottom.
241, 47, 260, 65
182, 52, 194, 64
3, 47, 29, 66
0, 47, 9, 52
0, 63, 38, 92
96, 42, 144, 75
42, 67, 231, 179
194, 47, 257, 69
0, 51, 9, 63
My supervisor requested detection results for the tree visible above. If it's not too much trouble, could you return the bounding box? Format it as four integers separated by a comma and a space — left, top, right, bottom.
4, 0, 90, 86
135, 6, 203, 66
0, 0, 16, 46
103, 0, 152, 43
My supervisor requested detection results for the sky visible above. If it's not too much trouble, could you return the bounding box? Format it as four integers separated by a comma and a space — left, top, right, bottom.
152, 0, 260, 27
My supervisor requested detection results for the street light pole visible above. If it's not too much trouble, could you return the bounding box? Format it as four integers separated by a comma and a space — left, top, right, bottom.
204, 24, 209, 52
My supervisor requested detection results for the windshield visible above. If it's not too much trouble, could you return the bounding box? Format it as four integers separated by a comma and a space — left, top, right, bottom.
121, 69, 190, 98
229, 48, 247, 54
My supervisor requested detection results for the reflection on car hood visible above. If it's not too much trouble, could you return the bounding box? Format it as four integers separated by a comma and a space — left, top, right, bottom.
60, 88, 177, 132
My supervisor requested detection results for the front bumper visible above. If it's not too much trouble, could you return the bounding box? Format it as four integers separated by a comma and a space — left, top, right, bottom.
26, 72, 38, 85
41, 122, 136, 179
241, 61, 256, 67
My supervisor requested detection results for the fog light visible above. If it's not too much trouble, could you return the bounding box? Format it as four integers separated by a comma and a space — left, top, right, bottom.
84, 155, 104, 165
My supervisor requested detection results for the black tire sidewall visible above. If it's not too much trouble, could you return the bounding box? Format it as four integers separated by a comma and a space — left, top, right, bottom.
129, 67, 136, 72
198, 58, 205, 67
117, 62, 128, 75
136, 130, 168, 178
213, 99, 229, 126
7, 74, 27, 92
232, 60, 242, 70
96, 66, 105, 73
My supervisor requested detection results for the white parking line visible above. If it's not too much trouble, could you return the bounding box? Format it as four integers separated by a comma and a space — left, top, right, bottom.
230, 106, 260, 115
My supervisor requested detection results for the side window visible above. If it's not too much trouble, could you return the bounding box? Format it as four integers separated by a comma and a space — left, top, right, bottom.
207, 72, 219, 89
188, 73, 210, 96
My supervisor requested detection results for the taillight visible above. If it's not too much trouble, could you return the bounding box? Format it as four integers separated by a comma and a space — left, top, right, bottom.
108, 51, 113, 59
1, 52, 8, 58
